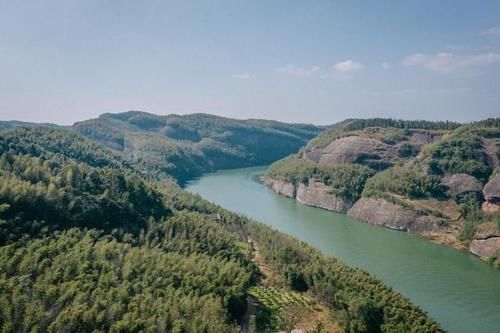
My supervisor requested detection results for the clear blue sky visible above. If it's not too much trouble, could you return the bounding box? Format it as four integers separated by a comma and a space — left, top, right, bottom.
1, 0, 499, 125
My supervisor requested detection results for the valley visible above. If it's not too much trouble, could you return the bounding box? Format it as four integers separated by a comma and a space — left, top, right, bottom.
0, 117, 443, 332
1, 113, 499, 332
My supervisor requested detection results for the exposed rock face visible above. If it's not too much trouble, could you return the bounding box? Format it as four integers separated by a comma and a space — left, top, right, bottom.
409, 131, 444, 145
474, 223, 500, 240
316, 136, 397, 169
302, 149, 322, 163
263, 178, 295, 198
469, 224, 500, 259
470, 238, 500, 259
296, 181, 352, 213
347, 197, 437, 233
264, 177, 352, 213
441, 173, 483, 197
483, 173, 500, 203
482, 138, 500, 169
482, 201, 500, 212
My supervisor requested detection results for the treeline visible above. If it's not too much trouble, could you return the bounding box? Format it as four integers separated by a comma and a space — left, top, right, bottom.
343, 118, 461, 132
305, 118, 458, 150
473, 118, 500, 128
0, 127, 128, 170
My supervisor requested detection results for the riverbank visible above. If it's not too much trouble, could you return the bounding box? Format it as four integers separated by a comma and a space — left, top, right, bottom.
186, 166, 500, 333
263, 175, 499, 266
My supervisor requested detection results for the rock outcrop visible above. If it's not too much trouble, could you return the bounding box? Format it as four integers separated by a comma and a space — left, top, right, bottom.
483, 173, 500, 204
469, 223, 500, 259
317, 136, 397, 168
409, 131, 444, 145
441, 173, 483, 197
482, 201, 500, 212
347, 197, 437, 233
263, 177, 352, 213
296, 181, 352, 213
263, 178, 295, 198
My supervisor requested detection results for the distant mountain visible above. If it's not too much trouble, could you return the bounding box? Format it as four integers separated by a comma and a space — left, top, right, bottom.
1, 111, 323, 184
0, 120, 63, 132
72, 111, 323, 183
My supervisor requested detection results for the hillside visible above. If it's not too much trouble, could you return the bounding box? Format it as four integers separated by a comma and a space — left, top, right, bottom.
0, 126, 442, 332
265, 118, 500, 266
0, 112, 322, 184
71, 111, 322, 183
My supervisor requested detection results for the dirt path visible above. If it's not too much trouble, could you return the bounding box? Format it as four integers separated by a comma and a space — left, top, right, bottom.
240, 295, 257, 333
240, 238, 261, 333
249, 238, 282, 285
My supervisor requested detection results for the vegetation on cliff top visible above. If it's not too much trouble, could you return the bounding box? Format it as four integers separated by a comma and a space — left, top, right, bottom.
267, 156, 375, 202
306, 118, 460, 150
364, 166, 447, 200
425, 129, 493, 182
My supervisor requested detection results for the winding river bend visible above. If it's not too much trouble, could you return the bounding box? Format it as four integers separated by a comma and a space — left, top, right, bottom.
186, 166, 500, 333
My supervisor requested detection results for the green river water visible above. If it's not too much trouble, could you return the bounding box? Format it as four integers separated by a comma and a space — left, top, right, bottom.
185, 166, 500, 333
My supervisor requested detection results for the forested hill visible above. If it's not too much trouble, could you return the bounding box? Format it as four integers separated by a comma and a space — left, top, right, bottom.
265, 117, 500, 265
72, 111, 323, 183
0, 126, 442, 332
0, 111, 322, 184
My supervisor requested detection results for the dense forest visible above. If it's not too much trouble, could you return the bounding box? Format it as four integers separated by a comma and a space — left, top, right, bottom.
0, 125, 442, 332
71, 111, 323, 183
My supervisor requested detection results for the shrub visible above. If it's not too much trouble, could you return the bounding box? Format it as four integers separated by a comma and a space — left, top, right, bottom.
428, 134, 492, 182
364, 166, 447, 199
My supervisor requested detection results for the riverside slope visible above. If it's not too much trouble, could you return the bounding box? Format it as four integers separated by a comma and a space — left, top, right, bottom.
186, 166, 500, 333
264, 118, 500, 264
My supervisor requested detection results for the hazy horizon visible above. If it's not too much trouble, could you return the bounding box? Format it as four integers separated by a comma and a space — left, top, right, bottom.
1, 1, 499, 125
0, 109, 493, 127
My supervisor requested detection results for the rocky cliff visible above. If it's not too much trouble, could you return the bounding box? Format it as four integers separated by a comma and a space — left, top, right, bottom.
263, 178, 352, 213
482, 173, 500, 212
306, 136, 398, 170
441, 173, 483, 197
483, 173, 500, 203
296, 181, 352, 213
347, 197, 437, 233
470, 223, 500, 259
263, 178, 295, 198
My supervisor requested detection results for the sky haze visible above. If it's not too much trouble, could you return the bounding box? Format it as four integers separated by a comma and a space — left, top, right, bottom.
1, 0, 499, 125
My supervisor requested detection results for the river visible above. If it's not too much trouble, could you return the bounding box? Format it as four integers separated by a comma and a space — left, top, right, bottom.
185, 166, 500, 333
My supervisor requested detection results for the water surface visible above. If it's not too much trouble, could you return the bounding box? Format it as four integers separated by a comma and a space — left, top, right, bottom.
185, 166, 500, 333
